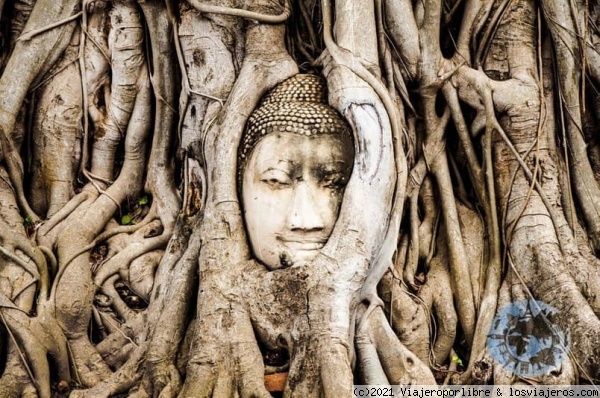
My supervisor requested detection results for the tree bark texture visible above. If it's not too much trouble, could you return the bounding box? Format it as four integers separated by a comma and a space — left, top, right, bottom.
0, 0, 599, 396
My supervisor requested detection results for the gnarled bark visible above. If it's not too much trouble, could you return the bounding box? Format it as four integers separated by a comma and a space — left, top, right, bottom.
0, 0, 599, 396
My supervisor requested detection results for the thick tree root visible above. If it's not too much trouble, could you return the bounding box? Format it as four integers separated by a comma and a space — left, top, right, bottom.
2, 0, 600, 394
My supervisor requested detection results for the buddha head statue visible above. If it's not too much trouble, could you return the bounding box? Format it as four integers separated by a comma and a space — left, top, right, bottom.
239, 74, 354, 271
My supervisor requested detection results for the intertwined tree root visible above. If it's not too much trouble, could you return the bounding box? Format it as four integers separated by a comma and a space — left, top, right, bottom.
0, 0, 600, 396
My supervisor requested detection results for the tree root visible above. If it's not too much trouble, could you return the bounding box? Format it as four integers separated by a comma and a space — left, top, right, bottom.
379, 269, 431, 363
69, 344, 145, 398
3, 0, 600, 394
0, 350, 39, 398
181, 14, 298, 395
358, 306, 436, 385
94, 224, 168, 288
1, 306, 71, 398
187, 0, 291, 24
139, 0, 180, 234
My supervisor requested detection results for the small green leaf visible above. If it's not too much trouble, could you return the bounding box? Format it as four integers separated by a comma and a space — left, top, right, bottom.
451, 354, 463, 366
138, 196, 149, 206
22, 216, 33, 227
121, 215, 132, 225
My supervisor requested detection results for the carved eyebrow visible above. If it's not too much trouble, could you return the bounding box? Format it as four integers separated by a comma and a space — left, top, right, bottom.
315, 161, 351, 173
255, 158, 294, 173
260, 167, 292, 175
312, 163, 352, 183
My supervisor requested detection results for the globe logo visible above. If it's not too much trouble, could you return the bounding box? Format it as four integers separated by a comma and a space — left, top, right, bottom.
487, 300, 571, 377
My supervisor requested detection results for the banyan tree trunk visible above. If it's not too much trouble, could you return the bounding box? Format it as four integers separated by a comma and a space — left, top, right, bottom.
0, 0, 598, 396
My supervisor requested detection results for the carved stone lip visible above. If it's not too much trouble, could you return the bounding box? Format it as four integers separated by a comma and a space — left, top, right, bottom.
277, 236, 327, 251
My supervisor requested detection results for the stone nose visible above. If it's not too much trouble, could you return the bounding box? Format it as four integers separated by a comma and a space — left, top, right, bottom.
288, 181, 326, 232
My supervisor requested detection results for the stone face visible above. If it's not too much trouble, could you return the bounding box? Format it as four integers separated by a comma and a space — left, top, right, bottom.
241, 132, 353, 270
239, 74, 354, 271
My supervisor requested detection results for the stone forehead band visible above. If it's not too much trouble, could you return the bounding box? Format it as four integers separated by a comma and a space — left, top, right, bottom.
239, 74, 352, 162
